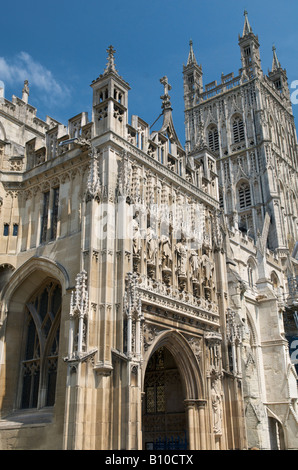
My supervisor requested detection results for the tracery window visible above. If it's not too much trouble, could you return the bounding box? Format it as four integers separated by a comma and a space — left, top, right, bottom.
40, 187, 60, 244
208, 125, 219, 152
40, 191, 50, 243
238, 182, 251, 209
20, 280, 62, 409
232, 116, 245, 143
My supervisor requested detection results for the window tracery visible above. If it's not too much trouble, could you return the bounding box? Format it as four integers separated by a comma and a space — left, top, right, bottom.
208, 125, 219, 152
20, 280, 62, 409
238, 182, 251, 209
232, 116, 245, 143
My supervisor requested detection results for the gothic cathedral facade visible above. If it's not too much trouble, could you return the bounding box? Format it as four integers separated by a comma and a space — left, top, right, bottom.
0, 13, 297, 450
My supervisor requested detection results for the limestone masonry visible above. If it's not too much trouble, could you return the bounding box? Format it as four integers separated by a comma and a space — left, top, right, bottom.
0, 12, 297, 450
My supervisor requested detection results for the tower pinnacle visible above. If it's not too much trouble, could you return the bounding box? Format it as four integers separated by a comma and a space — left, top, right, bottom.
103, 45, 118, 75
187, 39, 197, 66
272, 45, 281, 71
22, 79, 29, 104
242, 9, 252, 36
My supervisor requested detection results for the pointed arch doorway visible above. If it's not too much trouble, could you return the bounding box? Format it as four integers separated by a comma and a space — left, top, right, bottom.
142, 346, 188, 450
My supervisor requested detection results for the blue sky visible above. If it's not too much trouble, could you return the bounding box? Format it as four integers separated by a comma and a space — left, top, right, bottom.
1, 0, 298, 144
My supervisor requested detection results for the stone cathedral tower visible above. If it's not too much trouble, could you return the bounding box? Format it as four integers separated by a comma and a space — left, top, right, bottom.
183, 11, 298, 450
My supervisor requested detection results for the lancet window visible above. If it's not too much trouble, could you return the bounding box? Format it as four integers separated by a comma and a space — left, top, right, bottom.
40, 187, 60, 244
208, 125, 219, 152
238, 182, 251, 209
232, 116, 245, 143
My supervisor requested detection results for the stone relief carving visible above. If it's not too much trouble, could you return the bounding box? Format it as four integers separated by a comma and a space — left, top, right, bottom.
187, 336, 202, 362
143, 323, 163, 351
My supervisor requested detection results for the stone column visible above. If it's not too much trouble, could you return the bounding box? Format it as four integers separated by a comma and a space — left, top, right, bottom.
185, 399, 206, 450
198, 399, 208, 449
184, 399, 198, 449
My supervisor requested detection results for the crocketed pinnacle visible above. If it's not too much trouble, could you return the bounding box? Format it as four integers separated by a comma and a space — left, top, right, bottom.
187, 39, 197, 66
242, 10, 252, 36
103, 45, 118, 75
271, 45, 281, 71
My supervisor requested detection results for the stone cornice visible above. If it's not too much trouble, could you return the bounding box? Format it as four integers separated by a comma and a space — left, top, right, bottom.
139, 285, 219, 328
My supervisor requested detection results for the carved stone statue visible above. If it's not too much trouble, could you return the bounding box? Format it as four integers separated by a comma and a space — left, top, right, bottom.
132, 212, 141, 256
211, 374, 222, 435
175, 236, 188, 276
202, 254, 213, 280
146, 226, 157, 264
161, 234, 172, 269
190, 249, 200, 279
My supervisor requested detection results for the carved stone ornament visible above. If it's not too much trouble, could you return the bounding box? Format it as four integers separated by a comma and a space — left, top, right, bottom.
70, 270, 89, 319
85, 147, 101, 203
226, 308, 243, 343
143, 323, 163, 351
65, 270, 91, 362
187, 336, 202, 361
124, 272, 142, 319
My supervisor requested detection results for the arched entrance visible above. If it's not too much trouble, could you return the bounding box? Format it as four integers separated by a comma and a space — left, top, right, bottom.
142, 346, 188, 450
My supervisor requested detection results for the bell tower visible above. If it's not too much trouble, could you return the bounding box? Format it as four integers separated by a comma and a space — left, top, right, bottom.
268, 45, 291, 108
183, 40, 203, 109
238, 10, 262, 79
91, 45, 130, 138
183, 40, 203, 153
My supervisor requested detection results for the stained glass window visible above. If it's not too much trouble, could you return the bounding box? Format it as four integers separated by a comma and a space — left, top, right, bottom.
21, 280, 61, 409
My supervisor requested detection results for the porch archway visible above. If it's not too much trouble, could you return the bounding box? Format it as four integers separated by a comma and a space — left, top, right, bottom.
142, 329, 206, 450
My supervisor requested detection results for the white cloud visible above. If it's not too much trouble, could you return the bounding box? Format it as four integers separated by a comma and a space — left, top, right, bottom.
0, 52, 71, 106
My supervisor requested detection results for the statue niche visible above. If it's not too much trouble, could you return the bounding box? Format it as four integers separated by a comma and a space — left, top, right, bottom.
133, 211, 141, 273
146, 222, 158, 279
202, 254, 215, 302
175, 234, 188, 292
160, 229, 172, 286
190, 248, 200, 297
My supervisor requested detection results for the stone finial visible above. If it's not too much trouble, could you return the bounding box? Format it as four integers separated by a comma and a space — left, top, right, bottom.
160, 76, 172, 110
85, 147, 101, 202
70, 270, 89, 319
103, 45, 118, 75
22, 80, 29, 104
